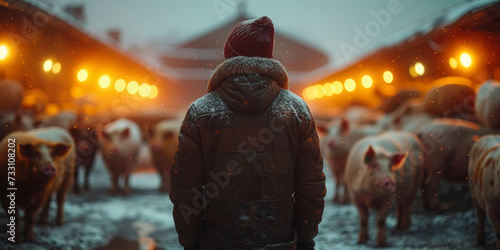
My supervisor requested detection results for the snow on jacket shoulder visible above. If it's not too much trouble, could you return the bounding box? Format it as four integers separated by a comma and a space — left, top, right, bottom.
170, 56, 326, 249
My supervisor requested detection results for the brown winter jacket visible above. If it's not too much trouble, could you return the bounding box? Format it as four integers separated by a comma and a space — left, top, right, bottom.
170, 56, 326, 249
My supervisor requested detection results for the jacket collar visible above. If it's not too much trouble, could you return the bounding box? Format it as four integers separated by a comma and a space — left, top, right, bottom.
207, 56, 289, 93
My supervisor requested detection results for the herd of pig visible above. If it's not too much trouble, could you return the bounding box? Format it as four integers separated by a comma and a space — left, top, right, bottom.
0, 80, 180, 243
319, 81, 500, 248
1, 79, 500, 249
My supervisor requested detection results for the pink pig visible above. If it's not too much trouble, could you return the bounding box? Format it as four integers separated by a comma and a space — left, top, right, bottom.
148, 118, 181, 192
468, 135, 500, 249
321, 118, 380, 203
100, 118, 142, 195
345, 131, 424, 247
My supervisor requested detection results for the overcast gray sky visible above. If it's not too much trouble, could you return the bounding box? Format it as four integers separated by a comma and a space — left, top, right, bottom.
63, 0, 495, 71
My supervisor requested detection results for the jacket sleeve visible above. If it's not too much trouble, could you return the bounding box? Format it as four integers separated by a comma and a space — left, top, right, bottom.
169, 104, 205, 248
294, 109, 326, 243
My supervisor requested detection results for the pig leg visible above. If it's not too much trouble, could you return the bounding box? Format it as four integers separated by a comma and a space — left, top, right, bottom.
340, 180, 350, 204
486, 205, 500, 250
56, 171, 73, 225
110, 172, 119, 195
333, 179, 340, 203
472, 197, 486, 245
355, 201, 369, 244
39, 194, 52, 225
375, 202, 391, 247
73, 165, 80, 193
396, 188, 418, 231
422, 171, 444, 213
123, 172, 131, 195
24, 204, 41, 242
83, 162, 93, 192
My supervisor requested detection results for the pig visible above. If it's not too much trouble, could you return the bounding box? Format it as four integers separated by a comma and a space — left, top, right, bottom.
0, 79, 24, 112
148, 118, 181, 192
340, 106, 383, 125
423, 84, 475, 121
345, 131, 424, 247
321, 117, 381, 203
0, 112, 34, 141
69, 116, 101, 193
0, 127, 75, 242
468, 135, 500, 249
37, 110, 77, 130
376, 89, 422, 113
475, 80, 500, 128
100, 118, 142, 195
418, 118, 494, 212
376, 99, 432, 133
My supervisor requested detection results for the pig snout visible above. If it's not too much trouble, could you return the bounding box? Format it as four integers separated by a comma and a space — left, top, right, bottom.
110, 147, 120, 155
151, 142, 162, 152
379, 177, 395, 192
43, 164, 57, 176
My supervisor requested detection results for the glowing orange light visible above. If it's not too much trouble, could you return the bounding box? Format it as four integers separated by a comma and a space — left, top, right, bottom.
127, 81, 139, 94
460, 53, 471, 68
43, 59, 53, 72
361, 75, 373, 88
138, 83, 151, 97
333, 81, 343, 94
99, 75, 111, 88
344, 79, 356, 92
148, 85, 158, 99
77, 69, 88, 82
383, 71, 394, 83
115, 79, 126, 92
449, 57, 458, 69
415, 62, 425, 76
314, 84, 325, 98
0, 45, 7, 60
323, 82, 334, 96
52, 62, 62, 74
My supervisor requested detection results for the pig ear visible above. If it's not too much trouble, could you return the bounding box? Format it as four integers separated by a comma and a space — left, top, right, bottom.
315, 122, 328, 135
339, 117, 349, 135
18, 143, 32, 158
53, 144, 71, 158
393, 116, 402, 126
121, 128, 130, 138
364, 145, 375, 164
391, 152, 408, 170
101, 131, 110, 140
163, 131, 174, 140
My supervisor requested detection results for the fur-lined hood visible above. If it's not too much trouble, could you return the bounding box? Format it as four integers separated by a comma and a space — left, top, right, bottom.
207, 56, 289, 93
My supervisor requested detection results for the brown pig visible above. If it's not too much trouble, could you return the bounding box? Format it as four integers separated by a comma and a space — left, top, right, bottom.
100, 118, 142, 195
0, 127, 75, 242
468, 135, 500, 249
475, 80, 500, 128
321, 118, 381, 203
69, 116, 101, 193
418, 118, 494, 212
345, 131, 424, 247
0, 79, 24, 112
423, 84, 475, 121
148, 118, 181, 192
0, 112, 34, 141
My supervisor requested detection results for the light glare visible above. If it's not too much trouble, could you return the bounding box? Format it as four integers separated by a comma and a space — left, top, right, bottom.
460, 53, 472, 68
361, 75, 373, 88
77, 69, 88, 82
43, 59, 53, 72
344, 79, 356, 92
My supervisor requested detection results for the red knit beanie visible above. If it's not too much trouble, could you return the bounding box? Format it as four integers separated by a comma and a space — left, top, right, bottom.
224, 16, 274, 59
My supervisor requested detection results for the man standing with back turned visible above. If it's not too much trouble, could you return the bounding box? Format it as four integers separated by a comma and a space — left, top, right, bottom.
170, 16, 326, 249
